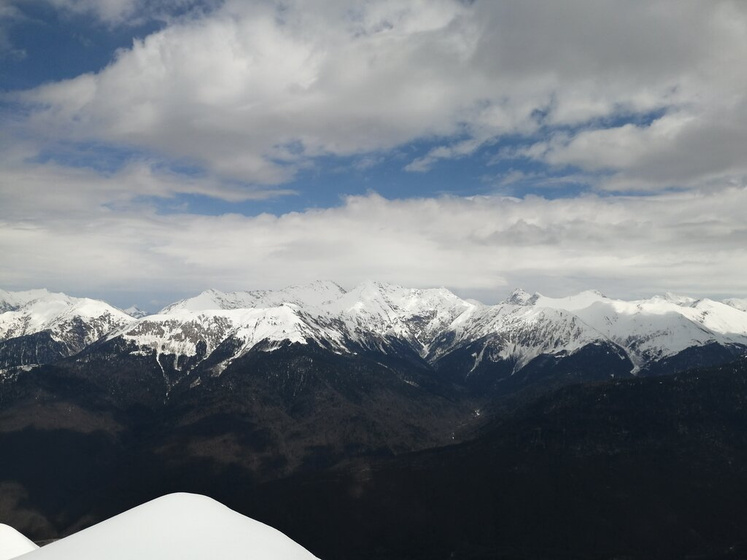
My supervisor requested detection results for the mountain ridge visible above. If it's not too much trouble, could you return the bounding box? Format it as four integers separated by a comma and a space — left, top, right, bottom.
2, 282, 747, 383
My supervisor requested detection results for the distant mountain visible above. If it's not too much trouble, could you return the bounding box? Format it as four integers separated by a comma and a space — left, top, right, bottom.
520, 290, 747, 371
2, 282, 747, 393
0, 290, 135, 372
123, 306, 148, 319
726, 297, 747, 312
101, 282, 747, 399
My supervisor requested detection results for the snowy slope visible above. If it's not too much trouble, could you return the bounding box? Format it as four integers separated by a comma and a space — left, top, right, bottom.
0, 524, 38, 560
13, 493, 319, 560
725, 298, 747, 312
428, 301, 615, 372
327, 280, 476, 353
0, 289, 53, 313
160, 280, 347, 313
118, 304, 349, 366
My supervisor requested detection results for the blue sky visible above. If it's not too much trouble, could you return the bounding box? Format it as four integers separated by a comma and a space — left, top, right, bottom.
1, 0, 747, 310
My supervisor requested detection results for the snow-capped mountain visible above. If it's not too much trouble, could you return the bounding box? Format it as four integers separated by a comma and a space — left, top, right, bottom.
514, 290, 747, 370
123, 305, 149, 319
327, 280, 476, 353
107, 281, 478, 378
0, 290, 136, 371
0, 289, 53, 313
150, 280, 473, 355
725, 298, 747, 312
3, 283, 747, 390
429, 303, 614, 371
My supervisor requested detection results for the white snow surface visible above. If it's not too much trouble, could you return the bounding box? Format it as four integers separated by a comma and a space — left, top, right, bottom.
0, 524, 38, 560
12, 493, 319, 560
0, 289, 53, 313
160, 280, 347, 313
437, 303, 608, 371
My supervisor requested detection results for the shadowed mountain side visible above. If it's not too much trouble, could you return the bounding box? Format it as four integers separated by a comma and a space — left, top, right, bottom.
157, 341, 474, 477
2, 334, 747, 555
432, 339, 635, 397
0, 333, 72, 371
0, 341, 474, 541
247, 358, 747, 560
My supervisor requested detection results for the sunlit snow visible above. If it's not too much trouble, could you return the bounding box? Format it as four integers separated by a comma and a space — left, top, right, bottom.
0, 524, 38, 560
11, 493, 319, 560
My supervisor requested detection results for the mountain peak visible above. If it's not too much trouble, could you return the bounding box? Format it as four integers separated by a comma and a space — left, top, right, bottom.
0, 288, 54, 312
661, 292, 697, 305
124, 305, 148, 319
505, 289, 538, 306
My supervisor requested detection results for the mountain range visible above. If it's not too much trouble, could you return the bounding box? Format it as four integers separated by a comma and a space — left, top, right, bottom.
2, 282, 747, 559
3, 281, 747, 385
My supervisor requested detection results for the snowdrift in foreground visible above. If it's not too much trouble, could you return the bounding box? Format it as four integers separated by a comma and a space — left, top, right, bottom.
0, 524, 38, 560
10, 493, 319, 560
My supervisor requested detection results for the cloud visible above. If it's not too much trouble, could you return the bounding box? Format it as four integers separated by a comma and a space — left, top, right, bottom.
526, 100, 747, 191
0, 4, 26, 60
38, 0, 219, 26
0, 141, 293, 228
1, 185, 746, 306
10, 0, 747, 191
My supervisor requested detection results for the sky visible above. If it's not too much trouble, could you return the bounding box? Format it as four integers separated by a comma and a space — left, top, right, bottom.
1, 0, 746, 311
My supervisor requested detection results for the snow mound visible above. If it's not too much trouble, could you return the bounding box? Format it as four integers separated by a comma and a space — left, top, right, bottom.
0, 524, 38, 560
15, 493, 319, 560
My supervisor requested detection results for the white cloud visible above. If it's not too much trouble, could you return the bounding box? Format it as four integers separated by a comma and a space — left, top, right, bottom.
0, 4, 26, 59
39, 0, 218, 26
13, 0, 747, 190
46, 0, 139, 23
1, 184, 746, 306
0, 146, 291, 217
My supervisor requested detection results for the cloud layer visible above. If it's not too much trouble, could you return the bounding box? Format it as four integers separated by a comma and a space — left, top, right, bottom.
2, 1, 747, 306
11, 0, 747, 191
2, 163, 745, 307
